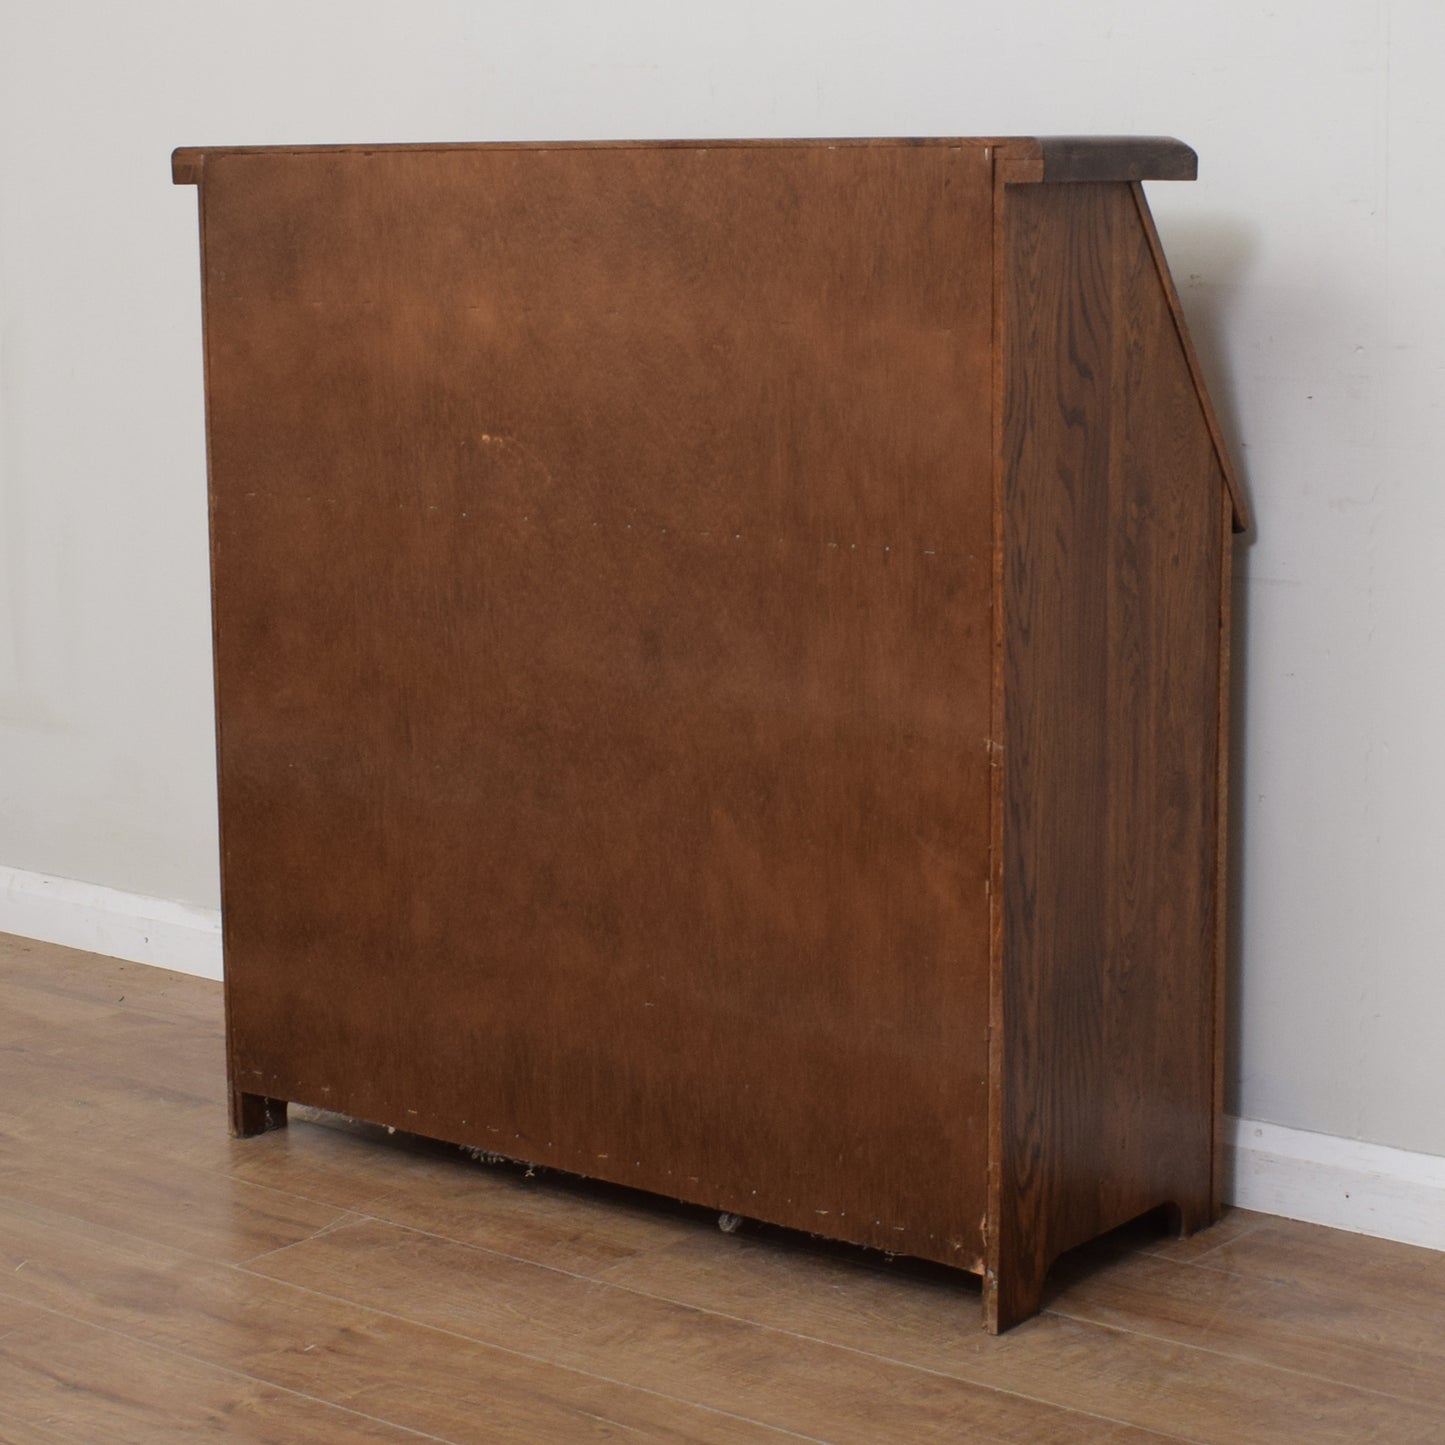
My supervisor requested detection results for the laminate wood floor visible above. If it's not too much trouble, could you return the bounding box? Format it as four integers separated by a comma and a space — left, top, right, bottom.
2, 933, 1442, 1443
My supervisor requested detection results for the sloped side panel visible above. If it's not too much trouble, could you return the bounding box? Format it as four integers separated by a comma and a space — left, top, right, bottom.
990, 180, 1226, 1330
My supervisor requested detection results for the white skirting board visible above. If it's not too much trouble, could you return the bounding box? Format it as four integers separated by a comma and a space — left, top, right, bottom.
0, 864, 222, 981
2, 864, 1441, 1253
1224, 1116, 1445, 1253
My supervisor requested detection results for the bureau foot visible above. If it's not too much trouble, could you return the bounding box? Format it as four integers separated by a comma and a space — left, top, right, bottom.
1168, 1195, 1214, 1239
231, 1090, 288, 1137
982, 1254, 1049, 1335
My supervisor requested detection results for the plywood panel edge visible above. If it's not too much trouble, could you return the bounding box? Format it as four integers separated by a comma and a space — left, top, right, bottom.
983, 146, 1010, 1335
1212, 483, 1236, 1215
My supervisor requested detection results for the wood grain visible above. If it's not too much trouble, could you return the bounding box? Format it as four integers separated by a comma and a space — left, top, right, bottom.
1145, 1211, 1445, 1325
174, 137, 1241, 1329
1035, 136, 1197, 183
0, 1295, 431, 1443
172, 135, 1199, 187
0, 1200, 791, 1444
595, 1226, 1445, 1445
245, 1216, 1161, 1443
0, 1132, 359, 1266
996, 137, 1197, 185
1048, 1239, 1445, 1414
991, 180, 1225, 1328
4, 937, 1441, 1443
198, 141, 995, 1268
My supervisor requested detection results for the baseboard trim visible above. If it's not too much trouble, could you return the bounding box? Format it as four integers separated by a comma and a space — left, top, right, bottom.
0, 865, 222, 981
1224, 1115, 1445, 1252
3, 863, 1441, 1252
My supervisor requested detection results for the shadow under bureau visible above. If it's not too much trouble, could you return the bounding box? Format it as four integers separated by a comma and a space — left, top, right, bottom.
174, 135, 1246, 1331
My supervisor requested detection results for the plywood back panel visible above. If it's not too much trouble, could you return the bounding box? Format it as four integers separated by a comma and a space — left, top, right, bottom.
200, 142, 996, 1264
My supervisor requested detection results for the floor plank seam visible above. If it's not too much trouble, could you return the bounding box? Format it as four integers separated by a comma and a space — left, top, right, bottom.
233, 1211, 379, 1268
310, 1209, 368, 1239
205, 1265, 832, 1443
0, 1227, 821, 1443
1170, 1251, 1445, 1328
0, 1284, 460, 1443
0, 1401, 65, 1442
1148, 1220, 1267, 1265
3, 1187, 1170, 1442
0, 978, 213, 1028
234, 1225, 1199, 1443
13, 1141, 1436, 1436
110, 1128, 582, 1237
1041, 1302, 1441, 1412
0, 1151, 371, 1267
11, 949, 1445, 1444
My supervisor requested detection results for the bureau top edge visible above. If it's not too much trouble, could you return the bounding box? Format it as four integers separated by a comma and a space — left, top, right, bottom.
170, 135, 1197, 187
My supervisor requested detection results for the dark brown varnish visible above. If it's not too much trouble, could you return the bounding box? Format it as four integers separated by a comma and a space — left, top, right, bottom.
175, 136, 1241, 1331
991, 180, 1227, 1329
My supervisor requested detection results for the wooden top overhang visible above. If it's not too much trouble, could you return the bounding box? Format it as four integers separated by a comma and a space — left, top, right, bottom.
172, 134, 1197, 185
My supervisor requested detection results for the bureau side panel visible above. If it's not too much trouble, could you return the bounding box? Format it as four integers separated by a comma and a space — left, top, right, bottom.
991, 180, 1224, 1327
198, 143, 996, 1266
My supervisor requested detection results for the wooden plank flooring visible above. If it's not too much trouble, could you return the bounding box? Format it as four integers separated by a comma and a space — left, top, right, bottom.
2, 933, 1442, 1442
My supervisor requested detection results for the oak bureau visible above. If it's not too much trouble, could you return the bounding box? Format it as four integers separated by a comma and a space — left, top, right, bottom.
174, 135, 1245, 1330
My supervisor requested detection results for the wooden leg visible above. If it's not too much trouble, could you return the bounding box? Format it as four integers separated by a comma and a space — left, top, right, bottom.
982, 1252, 1050, 1335
231, 1090, 288, 1138
1170, 1195, 1214, 1239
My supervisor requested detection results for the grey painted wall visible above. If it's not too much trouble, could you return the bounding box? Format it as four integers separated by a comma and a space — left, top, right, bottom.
1, 0, 1440, 1157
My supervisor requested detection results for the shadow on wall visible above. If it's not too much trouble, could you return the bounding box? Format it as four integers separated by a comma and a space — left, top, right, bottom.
1163, 210, 1257, 1124
1165, 211, 1257, 525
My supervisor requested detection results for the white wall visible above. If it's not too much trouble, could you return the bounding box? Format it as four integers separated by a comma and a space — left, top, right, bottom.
2, 1, 1441, 1159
